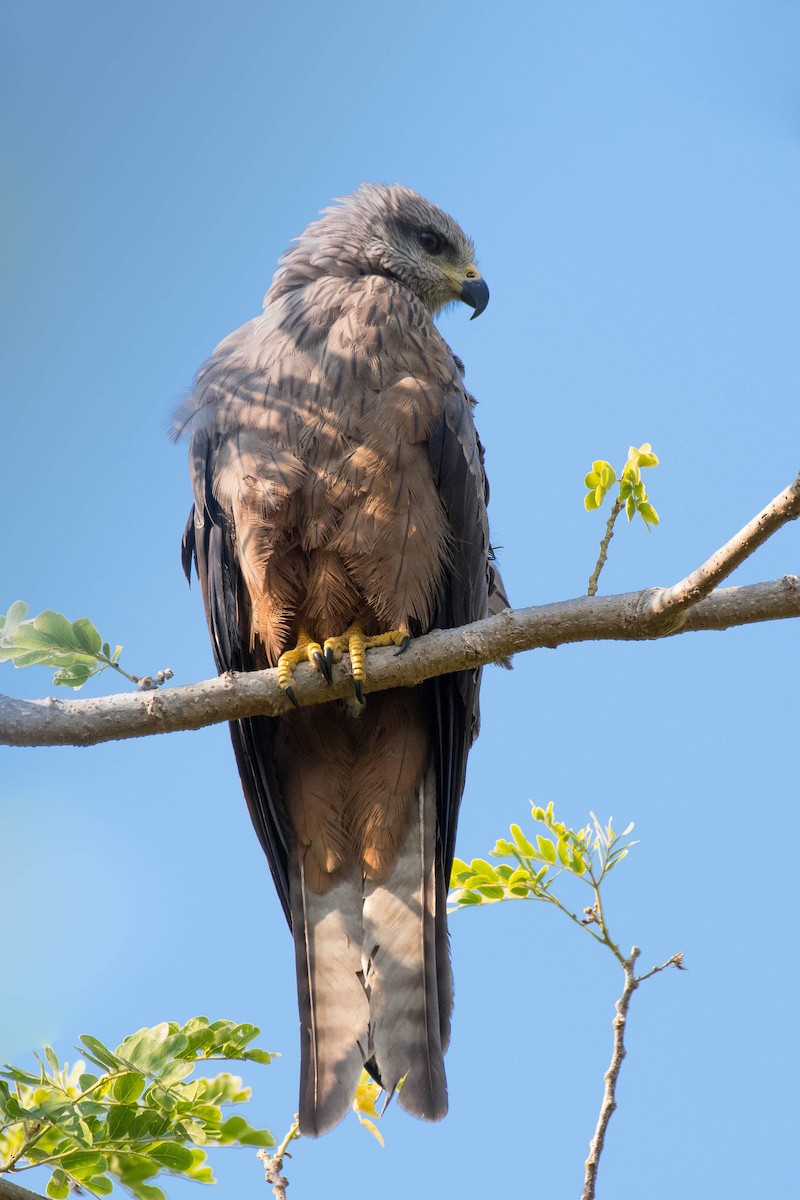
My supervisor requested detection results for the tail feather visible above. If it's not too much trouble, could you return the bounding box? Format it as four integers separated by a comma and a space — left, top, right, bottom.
434, 869, 453, 1053
291, 862, 370, 1136
361, 765, 450, 1120
292, 765, 452, 1133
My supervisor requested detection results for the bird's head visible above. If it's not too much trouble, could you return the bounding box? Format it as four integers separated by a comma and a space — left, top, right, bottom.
269, 183, 489, 319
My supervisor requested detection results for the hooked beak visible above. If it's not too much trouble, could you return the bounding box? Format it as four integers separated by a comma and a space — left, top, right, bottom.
460, 274, 490, 320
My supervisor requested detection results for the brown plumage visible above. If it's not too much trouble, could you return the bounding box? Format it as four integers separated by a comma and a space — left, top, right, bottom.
174, 184, 506, 1135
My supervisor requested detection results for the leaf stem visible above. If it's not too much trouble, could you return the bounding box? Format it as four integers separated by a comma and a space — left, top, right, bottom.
95, 655, 141, 685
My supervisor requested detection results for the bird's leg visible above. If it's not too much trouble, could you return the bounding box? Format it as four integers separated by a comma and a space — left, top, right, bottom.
323, 623, 410, 705
277, 628, 328, 707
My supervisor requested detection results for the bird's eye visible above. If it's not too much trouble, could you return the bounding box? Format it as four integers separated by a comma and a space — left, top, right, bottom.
418, 228, 444, 255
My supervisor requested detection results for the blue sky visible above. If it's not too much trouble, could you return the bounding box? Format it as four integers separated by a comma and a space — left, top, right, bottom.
2, 2, 799, 1197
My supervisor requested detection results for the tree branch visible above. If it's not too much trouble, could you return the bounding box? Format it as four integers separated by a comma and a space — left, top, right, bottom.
1, 474, 798, 750
1, 576, 796, 749
0, 1177, 45, 1200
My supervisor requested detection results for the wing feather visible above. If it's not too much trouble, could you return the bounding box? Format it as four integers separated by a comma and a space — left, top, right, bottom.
425, 382, 495, 882
183, 430, 292, 921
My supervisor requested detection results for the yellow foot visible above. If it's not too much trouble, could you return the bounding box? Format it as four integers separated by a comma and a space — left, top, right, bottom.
277, 630, 327, 707
323, 623, 410, 705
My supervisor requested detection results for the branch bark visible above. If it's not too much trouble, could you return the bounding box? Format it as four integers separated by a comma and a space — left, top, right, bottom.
0, 1177, 45, 1200
1, 473, 798, 750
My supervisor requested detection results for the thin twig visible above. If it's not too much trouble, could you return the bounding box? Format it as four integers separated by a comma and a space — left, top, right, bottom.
257, 1117, 300, 1199
635, 951, 686, 984
582, 948, 640, 1200
588, 499, 623, 596
581, 947, 686, 1200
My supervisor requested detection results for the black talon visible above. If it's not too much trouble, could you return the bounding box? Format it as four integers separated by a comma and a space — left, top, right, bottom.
284, 685, 299, 709
354, 679, 364, 706
395, 634, 411, 656
313, 648, 333, 684
324, 645, 334, 671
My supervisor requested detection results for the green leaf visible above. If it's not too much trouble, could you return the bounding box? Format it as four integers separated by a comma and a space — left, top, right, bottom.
241, 1048, 273, 1064
133, 1186, 166, 1200
631, 443, 659, 468
86, 1175, 114, 1195
191, 1104, 222, 1123
33, 610, 82, 650
79, 1035, 123, 1072
216, 1115, 274, 1147
117, 1025, 189, 1075
71, 617, 103, 656
449, 857, 470, 884
556, 838, 571, 867
510, 823, 536, 857
112, 1072, 146, 1103
60, 1151, 107, 1179
0, 600, 29, 638
185, 1150, 214, 1183
43, 1045, 60, 1074
1, 1094, 25, 1119
46, 1169, 70, 1199
53, 662, 96, 688
215, 1023, 260, 1053
0, 1064, 42, 1086
536, 836, 557, 864
75, 1100, 107, 1118
146, 1142, 195, 1171
176, 1118, 208, 1145
130, 1108, 170, 1140
158, 1060, 194, 1087
147, 1087, 178, 1113
570, 851, 587, 875
108, 1149, 160, 1184
584, 490, 600, 511
107, 1104, 136, 1141
3, 648, 50, 667
469, 858, 499, 882
638, 501, 659, 526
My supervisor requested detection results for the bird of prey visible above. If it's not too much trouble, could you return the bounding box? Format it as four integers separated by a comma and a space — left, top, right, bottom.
173, 183, 506, 1136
